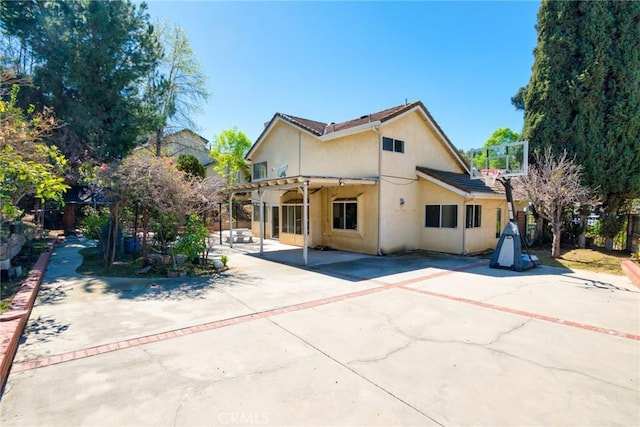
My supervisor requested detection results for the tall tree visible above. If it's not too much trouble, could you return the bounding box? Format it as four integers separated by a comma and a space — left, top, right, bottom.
146, 22, 208, 156
210, 128, 251, 185
516, 0, 640, 249
0, 0, 162, 164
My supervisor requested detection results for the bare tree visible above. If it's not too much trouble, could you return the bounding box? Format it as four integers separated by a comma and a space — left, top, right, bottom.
517, 146, 598, 258
147, 22, 209, 156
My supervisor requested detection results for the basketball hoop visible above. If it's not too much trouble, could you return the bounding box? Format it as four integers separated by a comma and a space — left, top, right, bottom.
479, 169, 501, 186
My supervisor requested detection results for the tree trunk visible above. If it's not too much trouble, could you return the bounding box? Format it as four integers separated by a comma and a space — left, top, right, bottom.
551, 206, 562, 258
141, 210, 149, 260
155, 129, 163, 157
578, 213, 587, 248
604, 237, 614, 251
536, 217, 544, 242
551, 219, 562, 258
105, 203, 121, 267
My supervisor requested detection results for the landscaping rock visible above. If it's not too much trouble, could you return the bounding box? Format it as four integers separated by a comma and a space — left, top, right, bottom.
136, 265, 153, 275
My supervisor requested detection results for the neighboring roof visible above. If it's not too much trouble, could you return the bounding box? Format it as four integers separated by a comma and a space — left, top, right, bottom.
63, 185, 110, 205
137, 129, 209, 151
164, 128, 209, 145
416, 166, 503, 197
247, 101, 467, 172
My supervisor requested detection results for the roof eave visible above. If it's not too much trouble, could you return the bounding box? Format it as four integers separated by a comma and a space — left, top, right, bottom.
320, 121, 382, 141
246, 114, 320, 161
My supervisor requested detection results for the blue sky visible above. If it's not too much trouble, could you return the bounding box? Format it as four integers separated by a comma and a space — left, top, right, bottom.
144, 1, 540, 152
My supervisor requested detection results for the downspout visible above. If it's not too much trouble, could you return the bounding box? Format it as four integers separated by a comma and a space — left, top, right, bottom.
373, 126, 382, 255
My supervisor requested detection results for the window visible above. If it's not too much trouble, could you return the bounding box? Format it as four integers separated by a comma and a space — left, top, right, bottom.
253, 203, 267, 222
425, 204, 458, 228
282, 204, 307, 234
382, 136, 404, 153
465, 205, 482, 228
333, 199, 357, 230
253, 161, 267, 180
496, 208, 502, 238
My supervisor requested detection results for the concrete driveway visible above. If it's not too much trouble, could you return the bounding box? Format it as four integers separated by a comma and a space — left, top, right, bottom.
1, 237, 638, 426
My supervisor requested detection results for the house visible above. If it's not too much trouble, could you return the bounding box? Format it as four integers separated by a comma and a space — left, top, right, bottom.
229, 101, 507, 258
140, 129, 217, 177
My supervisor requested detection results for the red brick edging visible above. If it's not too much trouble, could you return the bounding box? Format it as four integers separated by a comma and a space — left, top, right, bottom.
0, 243, 53, 391
620, 259, 640, 289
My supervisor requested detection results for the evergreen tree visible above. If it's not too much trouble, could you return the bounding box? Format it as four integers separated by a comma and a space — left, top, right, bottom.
517, 0, 640, 247
0, 0, 162, 164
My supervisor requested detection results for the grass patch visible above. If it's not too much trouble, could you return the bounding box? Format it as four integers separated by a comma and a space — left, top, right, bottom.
0, 239, 50, 313
76, 247, 164, 277
530, 247, 628, 275
76, 247, 223, 278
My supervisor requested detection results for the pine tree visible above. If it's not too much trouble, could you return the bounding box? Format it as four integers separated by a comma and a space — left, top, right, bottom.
0, 0, 162, 164
518, 0, 640, 248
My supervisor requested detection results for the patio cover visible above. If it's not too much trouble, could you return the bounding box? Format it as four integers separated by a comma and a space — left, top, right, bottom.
226, 176, 377, 265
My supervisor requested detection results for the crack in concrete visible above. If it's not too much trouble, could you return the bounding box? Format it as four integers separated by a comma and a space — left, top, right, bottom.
348, 340, 414, 365
480, 282, 539, 304
172, 388, 192, 427
486, 319, 532, 346
338, 303, 637, 393
268, 317, 446, 427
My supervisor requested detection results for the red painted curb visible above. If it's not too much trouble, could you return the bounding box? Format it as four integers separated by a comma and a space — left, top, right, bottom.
620, 259, 640, 289
0, 242, 54, 392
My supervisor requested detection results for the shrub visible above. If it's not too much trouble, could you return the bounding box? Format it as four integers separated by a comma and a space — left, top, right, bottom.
174, 214, 207, 262
80, 206, 111, 241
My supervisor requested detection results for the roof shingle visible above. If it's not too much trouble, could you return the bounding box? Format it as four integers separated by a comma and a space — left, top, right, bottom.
416, 166, 503, 195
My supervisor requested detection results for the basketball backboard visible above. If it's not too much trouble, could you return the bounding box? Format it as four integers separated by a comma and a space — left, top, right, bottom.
469, 140, 528, 181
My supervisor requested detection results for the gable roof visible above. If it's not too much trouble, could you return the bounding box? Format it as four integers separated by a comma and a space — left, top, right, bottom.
163, 128, 209, 145
247, 101, 468, 172
416, 166, 503, 198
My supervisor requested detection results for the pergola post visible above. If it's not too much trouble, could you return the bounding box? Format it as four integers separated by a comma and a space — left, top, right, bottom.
259, 189, 264, 255
302, 180, 308, 266
228, 192, 233, 248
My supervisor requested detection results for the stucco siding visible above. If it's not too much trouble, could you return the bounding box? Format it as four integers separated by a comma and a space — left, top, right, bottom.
317, 185, 379, 254
418, 182, 465, 253
379, 111, 464, 180
301, 131, 379, 178
463, 199, 506, 254
378, 179, 420, 253
249, 122, 310, 180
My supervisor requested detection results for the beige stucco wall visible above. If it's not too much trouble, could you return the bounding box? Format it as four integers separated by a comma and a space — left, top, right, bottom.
375, 110, 466, 253
379, 110, 465, 179
250, 120, 380, 181
417, 182, 465, 253
316, 185, 379, 254
463, 198, 507, 254
301, 131, 379, 177
378, 179, 420, 254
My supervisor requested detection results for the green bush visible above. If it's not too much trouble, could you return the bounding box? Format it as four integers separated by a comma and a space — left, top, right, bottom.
174, 214, 207, 262
80, 206, 111, 240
